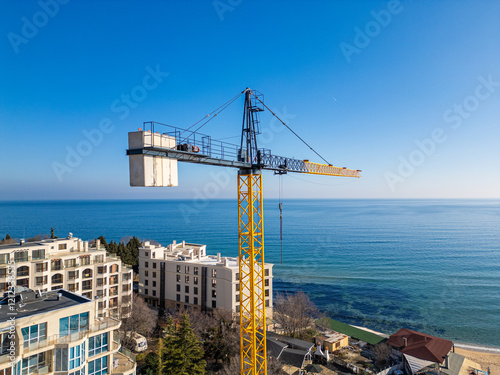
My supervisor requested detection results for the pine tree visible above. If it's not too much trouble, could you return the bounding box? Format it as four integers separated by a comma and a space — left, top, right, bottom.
98, 235, 108, 249
162, 314, 206, 375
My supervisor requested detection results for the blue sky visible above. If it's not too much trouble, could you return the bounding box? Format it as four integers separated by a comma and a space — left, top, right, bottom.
1, 0, 499, 200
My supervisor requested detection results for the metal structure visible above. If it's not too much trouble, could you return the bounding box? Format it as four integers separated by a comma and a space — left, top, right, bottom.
126, 88, 361, 375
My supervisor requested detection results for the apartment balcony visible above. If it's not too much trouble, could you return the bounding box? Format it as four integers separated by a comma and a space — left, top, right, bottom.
111, 347, 137, 375
90, 317, 121, 334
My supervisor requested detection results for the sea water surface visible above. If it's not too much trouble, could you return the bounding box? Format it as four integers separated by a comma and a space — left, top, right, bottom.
0, 199, 499, 349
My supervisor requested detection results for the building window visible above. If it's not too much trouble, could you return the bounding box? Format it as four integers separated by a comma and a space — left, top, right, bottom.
176, 284, 180, 292
58, 243, 67, 250
265, 279, 269, 287
14, 251, 28, 262
83, 269, 92, 278
68, 283, 79, 292
152, 290, 156, 297
97, 289, 106, 298
265, 289, 269, 297
83, 292, 92, 299
185, 286, 189, 293
194, 277, 198, 285
82, 280, 92, 290
236, 284, 239, 292
212, 290, 217, 298
212, 269, 217, 277
153, 272, 156, 278
17, 266, 29, 277
59, 312, 89, 337
21, 352, 46, 374
110, 264, 119, 273
35, 276, 48, 286
194, 287, 198, 295
64, 258, 77, 268
68, 270, 79, 280
89, 332, 108, 357
145, 270, 149, 277
98, 301, 106, 309
81, 256, 91, 265
194, 267, 199, 275
185, 295, 189, 303
194, 297, 198, 305
236, 294, 240, 302
212, 300, 216, 308
0, 282, 7, 293
145, 289, 148, 295
176, 294, 180, 302
212, 279, 217, 288
36, 262, 47, 272
265, 269, 269, 277
88, 356, 108, 375
0, 254, 10, 265
177, 265, 181, 272
32, 249, 45, 260
145, 251, 149, 257
51, 259, 62, 270
185, 276, 189, 283
236, 273, 239, 280
97, 266, 107, 274
176, 275, 181, 282
236, 305, 240, 313
265, 300, 269, 307
97, 278, 106, 286
185, 266, 189, 273
145, 279, 149, 286
153, 262, 157, 269
21, 322, 47, 348
68, 343, 85, 370
145, 262, 149, 268
17, 278, 29, 287
152, 252, 155, 258
110, 275, 118, 285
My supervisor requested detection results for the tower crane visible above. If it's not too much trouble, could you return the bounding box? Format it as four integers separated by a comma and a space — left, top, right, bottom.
126, 88, 361, 375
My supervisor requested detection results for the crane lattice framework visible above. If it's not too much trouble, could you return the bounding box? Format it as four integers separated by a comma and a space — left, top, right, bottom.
126, 88, 361, 375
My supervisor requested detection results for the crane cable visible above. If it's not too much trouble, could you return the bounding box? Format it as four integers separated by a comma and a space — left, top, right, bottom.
279, 174, 284, 264
253, 96, 332, 166
178, 91, 244, 144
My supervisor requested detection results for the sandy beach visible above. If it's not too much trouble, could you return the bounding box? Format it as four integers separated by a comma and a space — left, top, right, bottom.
454, 347, 500, 374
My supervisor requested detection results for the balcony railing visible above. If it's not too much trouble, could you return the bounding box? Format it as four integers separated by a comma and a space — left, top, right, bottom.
112, 349, 137, 375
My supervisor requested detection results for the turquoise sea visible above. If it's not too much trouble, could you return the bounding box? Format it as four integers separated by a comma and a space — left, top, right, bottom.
0, 199, 499, 349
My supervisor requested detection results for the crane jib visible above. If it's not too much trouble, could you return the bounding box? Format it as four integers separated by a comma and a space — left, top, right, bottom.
126, 147, 361, 178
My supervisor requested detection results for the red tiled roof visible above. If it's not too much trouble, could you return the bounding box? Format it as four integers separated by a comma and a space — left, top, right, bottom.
387, 328, 453, 363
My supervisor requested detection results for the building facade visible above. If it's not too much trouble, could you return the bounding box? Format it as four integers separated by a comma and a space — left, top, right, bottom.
0, 235, 133, 318
138, 240, 273, 317
0, 288, 136, 375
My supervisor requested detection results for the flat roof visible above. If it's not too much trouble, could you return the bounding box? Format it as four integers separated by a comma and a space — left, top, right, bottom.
317, 318, 386, 345
0, 289, 92, 322
0, 237, 75, 251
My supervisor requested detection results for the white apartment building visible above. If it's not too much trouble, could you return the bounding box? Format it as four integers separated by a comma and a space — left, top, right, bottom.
0, 288, 136, 375
138, 241, 273, 317
0, 234, 133, 318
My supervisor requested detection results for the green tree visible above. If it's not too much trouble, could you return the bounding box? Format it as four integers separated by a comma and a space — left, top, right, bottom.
143, 352, 160, 375
0, 234, 15, 245
50, 228, 58, 239
162, 314, 206, 375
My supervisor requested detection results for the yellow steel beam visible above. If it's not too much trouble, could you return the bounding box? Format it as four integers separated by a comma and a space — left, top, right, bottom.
238, 173, 267, 375
303, 161, 361, 177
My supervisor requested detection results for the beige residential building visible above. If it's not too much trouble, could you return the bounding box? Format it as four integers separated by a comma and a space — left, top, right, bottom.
0, 288, 136, 375
0, 235, 133, 318
138, 240, 273, 317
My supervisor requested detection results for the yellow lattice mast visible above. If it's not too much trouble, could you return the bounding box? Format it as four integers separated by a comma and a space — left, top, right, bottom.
126, 88, 360, 375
